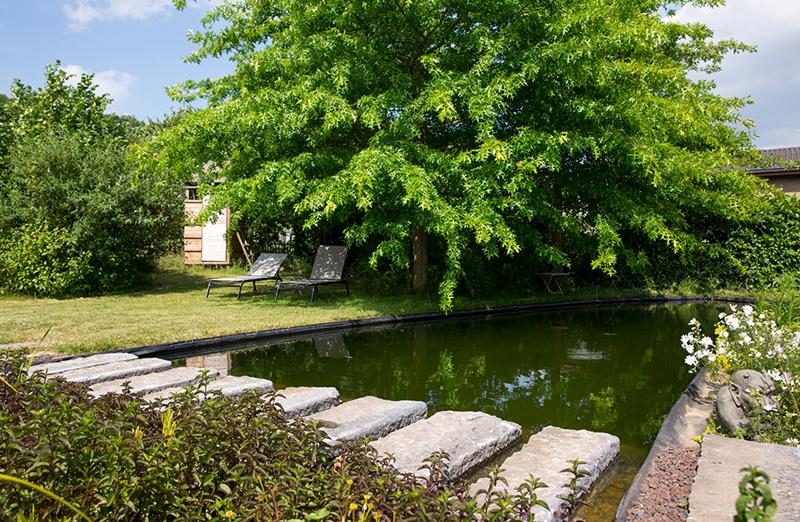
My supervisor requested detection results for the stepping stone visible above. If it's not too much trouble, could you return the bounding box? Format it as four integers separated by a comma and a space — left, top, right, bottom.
143, 375, 274, 402
469, 426, 619, 521
305, 396, 427, 443
370, 410, 522, 480
29, 353, 138, 377
688, 434, 800, 521
58, 358, 171, 385
89, 367, 220, 398
271, 386, 341, 418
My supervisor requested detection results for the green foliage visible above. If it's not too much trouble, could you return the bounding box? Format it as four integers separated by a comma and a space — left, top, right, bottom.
556, 459, 591, 522
141, 0, 769, 308
0, 220, 91, 296
734, 466, 777, 522
725, 192, 800, 288
0, 65, 183, 296
0, 348, 554, 521
682, 306, 800, 445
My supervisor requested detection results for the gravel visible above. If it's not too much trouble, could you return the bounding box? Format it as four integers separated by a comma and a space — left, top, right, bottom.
625, 446, 700, 521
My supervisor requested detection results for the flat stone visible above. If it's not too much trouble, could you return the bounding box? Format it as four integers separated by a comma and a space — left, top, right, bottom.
305, 396, 427, 443
1, 341, 37, 349
142, 375, 274, 402
688, 434, 800, 521
370, 410, 522, 480
272, 386, 341, 418
58, 358, 171, 385
470, 426, 619, 521
29, 353, 138, 376
89, 367, 220, 397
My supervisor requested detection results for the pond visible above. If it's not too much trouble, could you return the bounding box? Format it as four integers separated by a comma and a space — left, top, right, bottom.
177, 302, 722, 516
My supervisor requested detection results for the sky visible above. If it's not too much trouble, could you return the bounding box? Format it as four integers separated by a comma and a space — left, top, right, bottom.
0, 0, 798, 148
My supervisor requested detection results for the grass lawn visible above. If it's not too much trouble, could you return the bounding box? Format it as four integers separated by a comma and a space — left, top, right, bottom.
0, 258, 735, 355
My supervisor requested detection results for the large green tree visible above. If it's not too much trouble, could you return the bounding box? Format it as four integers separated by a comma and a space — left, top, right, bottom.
143, 0, 769, 307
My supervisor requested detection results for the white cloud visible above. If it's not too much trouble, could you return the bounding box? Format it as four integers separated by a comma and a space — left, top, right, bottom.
62, 64, 135, 108
63, 0, 173, 31
672, 0, 800, 147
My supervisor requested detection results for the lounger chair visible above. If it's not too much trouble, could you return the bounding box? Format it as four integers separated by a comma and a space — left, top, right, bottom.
275, 245, 349, 302
206, 253, 287, 298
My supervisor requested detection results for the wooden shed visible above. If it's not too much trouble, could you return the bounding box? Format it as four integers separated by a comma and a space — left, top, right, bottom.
183, 184, 245, 265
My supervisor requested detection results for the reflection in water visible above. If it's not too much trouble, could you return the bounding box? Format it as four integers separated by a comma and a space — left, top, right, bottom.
185, 353, 231, 376
314, 334, 350, 359
183, 304, 722, 514
220, 304, 720, 449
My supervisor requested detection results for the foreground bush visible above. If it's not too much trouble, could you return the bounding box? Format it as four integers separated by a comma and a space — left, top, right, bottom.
0, 350, 548, 521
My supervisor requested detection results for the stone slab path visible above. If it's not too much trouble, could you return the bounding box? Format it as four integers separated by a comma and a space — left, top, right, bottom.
143, 375, 274, 402
470, 426, 619, 521
29, 352, 138, 376
688, 434, 800, 521
370, 410, 521, 480
58, 358, 171, 385
306, 396, 427, 443
273, 386, 341, 418
90, 367, 220, 397
27, 352, 621, 516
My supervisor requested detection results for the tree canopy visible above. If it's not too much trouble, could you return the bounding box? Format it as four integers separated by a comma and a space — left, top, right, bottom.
143, 0, 773, 307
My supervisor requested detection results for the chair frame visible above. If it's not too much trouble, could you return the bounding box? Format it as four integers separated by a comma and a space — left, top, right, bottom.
205, 253, 287, 299
274, 246, 349, 302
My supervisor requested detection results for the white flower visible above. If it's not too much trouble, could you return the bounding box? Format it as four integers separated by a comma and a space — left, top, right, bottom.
719, 312, 727, 319
766, 369, 782, 382
724, 315, 741, 330
785, 438, 799, 446
689, 318, 701, 327
685, 355, 698, 366
759, 313, 766, 319
699, 336, 713, 348
741, 334, 752, 345
763, 403, 777, 412
742, 305, 754, 316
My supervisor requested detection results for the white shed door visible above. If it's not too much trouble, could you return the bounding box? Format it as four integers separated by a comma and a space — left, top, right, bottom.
201, 207, 229, 263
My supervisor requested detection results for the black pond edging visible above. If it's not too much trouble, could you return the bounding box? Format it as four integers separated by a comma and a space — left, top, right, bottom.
124, 295, 755, 360
614, 369, 720, 521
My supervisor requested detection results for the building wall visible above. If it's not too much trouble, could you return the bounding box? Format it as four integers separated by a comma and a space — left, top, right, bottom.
761, 174, 800, 197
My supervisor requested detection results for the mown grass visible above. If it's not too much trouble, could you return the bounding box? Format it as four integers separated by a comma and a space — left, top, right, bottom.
0, 257, 748, 355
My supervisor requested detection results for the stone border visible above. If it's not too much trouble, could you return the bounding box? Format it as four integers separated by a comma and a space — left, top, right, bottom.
30, 295, 754, 363
614, 369, 720, 521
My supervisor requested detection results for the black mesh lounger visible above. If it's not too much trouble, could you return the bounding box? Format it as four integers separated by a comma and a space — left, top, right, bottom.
206, 253, 287, 298
274, 245, 349, 302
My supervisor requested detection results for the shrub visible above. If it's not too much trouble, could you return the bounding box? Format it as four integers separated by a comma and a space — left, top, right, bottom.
0, 129, 183, 296
0, 349, 549, 521
0, 220, 90, 296
681, 304, 800, 445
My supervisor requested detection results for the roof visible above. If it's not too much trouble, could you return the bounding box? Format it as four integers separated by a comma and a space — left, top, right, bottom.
749, 146, 800, 176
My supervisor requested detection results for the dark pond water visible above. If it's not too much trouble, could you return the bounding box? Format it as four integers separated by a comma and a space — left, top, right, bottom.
179, 303, 722, 518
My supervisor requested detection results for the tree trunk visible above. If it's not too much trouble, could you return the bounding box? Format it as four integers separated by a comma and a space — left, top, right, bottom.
412, 224, 428, 291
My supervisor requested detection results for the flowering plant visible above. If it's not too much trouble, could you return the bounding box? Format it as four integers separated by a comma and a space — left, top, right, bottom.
682, 304, 800, 445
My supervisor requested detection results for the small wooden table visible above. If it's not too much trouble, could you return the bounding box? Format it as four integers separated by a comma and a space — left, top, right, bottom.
536, 272, 572, 295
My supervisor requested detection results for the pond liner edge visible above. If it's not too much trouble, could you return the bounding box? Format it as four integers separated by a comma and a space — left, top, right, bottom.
126, 294, 754, 359
614, 368, 719, 521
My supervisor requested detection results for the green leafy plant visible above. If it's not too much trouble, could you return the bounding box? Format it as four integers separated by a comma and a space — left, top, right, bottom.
735, 466, 777, 522
1, 347, 551, 521
557, 459, 591, 522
